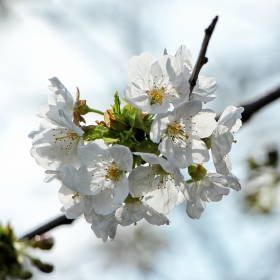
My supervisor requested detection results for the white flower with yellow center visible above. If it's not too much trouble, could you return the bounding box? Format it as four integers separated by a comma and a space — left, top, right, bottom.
150, 100, 217, 168
60, 139, 133, 215
128, 153, 189, 214
124, 52, 185, 114
31, 107, 84, 170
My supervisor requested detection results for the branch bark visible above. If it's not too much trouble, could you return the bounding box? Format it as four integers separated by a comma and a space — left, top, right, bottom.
189, 16, 218, 98
19, 215, 75, 240
240, 87, 280, 124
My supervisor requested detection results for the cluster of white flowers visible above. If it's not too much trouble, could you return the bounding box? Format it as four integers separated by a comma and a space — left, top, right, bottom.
30, 46, 243, 242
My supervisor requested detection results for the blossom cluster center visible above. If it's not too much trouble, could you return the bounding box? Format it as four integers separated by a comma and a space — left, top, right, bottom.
105, 162, 122, 182
147, 86, 166, 105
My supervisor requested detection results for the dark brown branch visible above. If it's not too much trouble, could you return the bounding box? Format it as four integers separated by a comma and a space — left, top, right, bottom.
215, 87, 280, 124
189, 16, 218, 98
19, 215, 75, 240
240, 87, 280, 124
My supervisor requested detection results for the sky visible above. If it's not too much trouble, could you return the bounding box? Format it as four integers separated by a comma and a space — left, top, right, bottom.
1, 0, 280, 279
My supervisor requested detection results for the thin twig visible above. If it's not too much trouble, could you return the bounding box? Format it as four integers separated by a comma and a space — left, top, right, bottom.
19, 215, 75, 240
189, 16, 218, 99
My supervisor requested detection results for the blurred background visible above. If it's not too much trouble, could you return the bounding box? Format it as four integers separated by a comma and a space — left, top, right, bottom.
1, 0, 280, 279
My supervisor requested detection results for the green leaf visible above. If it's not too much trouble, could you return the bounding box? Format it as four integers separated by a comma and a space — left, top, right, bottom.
103, 129, 120, 144
133, 138, 160, 155
121, 103, 138, 127
134, 111, 153, 134
111, 91, 121, 115
119, 128, 139, 147
84, 125, 107, 141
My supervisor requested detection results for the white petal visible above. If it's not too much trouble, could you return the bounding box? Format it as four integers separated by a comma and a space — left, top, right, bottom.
161, 55, 184, 88
134, 152, 160, 165
143, 204, 170, 225
58, 185, 84, 219
90, 210, 118, 242
199, 172, 230, 202
124, 83, 151, 112
191, 76, 218, 103
110, 145, 133, 171
218, 106, 244, 131
160, 137, 209, 168
190, 109, 217, 138
112, 174, 129, 204
150, 111, 175, 143
186, 193, 206, 220
146, 180, 178, 214
176, 191, 187, 205
173, 100, 202, 121
175, 45, 193, 70
115, 203, 147, 226
227, 173, 242, 191
128, 52, 155, 88
48, 77, 74, 116
83, 196, 95, 218
92, 189, 119, 215
79, 140, 111, 168
31, 128, 83, 170
150, 60, 163, 85
128, 166, 157, 197
60, 165, 107, 195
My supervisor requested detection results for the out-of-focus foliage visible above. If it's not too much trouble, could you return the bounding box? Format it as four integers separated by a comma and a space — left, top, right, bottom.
0, 223, 54, 279
95, 223, 169, 274
244, 148, 280, 214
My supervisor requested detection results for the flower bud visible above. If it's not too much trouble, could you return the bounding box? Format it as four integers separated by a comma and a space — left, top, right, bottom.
18, 269, 33, 279
31, 236, 54, 250
31, 258, 53, 273
188, 164, 207, 182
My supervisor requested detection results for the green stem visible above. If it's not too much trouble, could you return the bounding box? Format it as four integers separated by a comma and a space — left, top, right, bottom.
87, 108, 104, 116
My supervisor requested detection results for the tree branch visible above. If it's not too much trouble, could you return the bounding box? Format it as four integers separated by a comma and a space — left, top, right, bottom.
240, 87, 280, 124
19, 215, 75, 240
189, 15, 218, 98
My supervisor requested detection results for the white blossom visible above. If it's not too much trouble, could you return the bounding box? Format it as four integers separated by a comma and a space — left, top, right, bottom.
58, 185, 85, 219
223, 155, 242, 191
172, 45, 218, 106
125, 52, 185, 113
29, 77, 75, 139
211, 105, 243, 175
128, 153, 189, 214
47, 77, 75, 116
86, 209, 118, 242
150, 100, 216, 168
186, 172, 229, 219
30, 107, 84, 170
115, 202, 170, 226
60, 140, 133, 215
